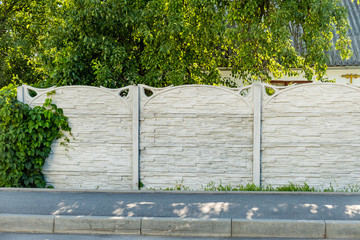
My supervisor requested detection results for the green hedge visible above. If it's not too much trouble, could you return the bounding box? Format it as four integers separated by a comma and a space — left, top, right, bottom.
0, 85, 71, 187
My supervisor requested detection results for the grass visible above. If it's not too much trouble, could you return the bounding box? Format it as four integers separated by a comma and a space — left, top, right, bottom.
202, 181, 318, 192
145, 180, 360, 192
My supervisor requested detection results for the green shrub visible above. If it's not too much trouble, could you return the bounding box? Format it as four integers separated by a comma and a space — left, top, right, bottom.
0, 84, 71, 188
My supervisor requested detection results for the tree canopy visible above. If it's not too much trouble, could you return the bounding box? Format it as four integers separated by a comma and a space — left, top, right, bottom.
0, 0, 356, 88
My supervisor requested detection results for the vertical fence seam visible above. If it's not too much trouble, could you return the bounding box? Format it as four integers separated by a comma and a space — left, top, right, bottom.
17, 85, 25, 103
132, 85, 140, 190
252, 83, 262, 186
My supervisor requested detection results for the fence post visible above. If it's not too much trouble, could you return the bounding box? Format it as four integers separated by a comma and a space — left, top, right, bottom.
17, 85, 25, 103
252, 83, 262, 186
132, 86, 140, 190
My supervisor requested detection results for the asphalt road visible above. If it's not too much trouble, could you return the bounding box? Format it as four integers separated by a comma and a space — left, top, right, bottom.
0, 189, 360, 220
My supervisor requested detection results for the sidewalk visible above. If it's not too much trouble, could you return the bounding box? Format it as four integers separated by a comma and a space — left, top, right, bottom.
0, 188, 359, 238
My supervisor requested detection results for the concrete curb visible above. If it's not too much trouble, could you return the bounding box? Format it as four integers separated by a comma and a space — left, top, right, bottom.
0, 214, 54, 233
232, 219, 325, 238
142, 217, 231, 237
326, 220, 360, 239
1, 214, 360, 238
54, 216, 141, 235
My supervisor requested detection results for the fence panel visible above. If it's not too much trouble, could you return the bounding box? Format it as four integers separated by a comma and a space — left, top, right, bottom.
139, 85, 254, 190
262, 83, 360, 189
21, 86, 135, 189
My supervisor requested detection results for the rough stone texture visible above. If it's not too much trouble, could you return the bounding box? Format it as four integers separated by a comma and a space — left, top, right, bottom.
25, 86, 134, 190
139, 85, 254, 190
262, 83, 360, 189
19, 83, 360, 190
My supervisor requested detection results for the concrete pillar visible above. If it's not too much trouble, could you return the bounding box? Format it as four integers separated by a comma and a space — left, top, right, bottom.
17, 86, 25, 103
132, 86, 140, 190
252, 83, 262, 186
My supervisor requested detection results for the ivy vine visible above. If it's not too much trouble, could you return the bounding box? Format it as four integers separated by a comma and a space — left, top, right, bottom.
0, 84, 71, 188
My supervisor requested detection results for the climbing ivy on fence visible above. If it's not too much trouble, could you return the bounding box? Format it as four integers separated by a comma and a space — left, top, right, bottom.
0, 84, 71, 188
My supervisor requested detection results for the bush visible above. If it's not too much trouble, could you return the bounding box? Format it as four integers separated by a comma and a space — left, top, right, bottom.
0, 84, 70, 187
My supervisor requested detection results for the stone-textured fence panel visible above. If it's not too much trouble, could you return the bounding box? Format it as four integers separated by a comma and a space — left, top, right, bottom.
262, 83, 360, 188
139, 85, 254, 189
19, 86, 136, 189
17, 83, 360, 190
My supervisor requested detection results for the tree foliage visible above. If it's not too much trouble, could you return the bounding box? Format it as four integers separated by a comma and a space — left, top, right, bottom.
0, 0, 53, 87
0, 0, 355, 88
226, 0, 352, 83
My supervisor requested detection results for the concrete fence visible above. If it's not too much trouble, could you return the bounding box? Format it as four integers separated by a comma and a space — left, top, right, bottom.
17, 83, 360, 190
